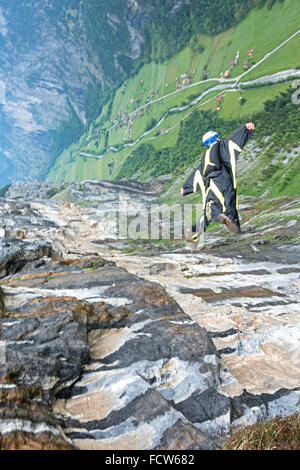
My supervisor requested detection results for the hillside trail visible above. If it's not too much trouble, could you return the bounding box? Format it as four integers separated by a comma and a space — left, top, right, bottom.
30, 192, 300, 401
103, 28, 300, 136
82, 62, 300, 160
139, 27, 300, 110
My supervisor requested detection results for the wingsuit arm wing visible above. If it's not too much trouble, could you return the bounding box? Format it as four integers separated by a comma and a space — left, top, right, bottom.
182, 159, 205, 197
221, 125, 254, 151
182, 169, 196, 196
219, 125, 254, 188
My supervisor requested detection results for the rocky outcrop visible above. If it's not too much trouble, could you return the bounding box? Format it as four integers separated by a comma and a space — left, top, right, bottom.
0, 180, 299, 450
0, 254, 221, 449
0, 379, 73, 450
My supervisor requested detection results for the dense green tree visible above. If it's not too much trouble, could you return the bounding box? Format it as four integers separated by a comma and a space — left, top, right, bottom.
141, 0, 284, 63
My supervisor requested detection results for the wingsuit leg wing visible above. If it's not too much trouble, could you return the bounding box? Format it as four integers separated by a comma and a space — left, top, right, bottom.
182, 161, 207, 240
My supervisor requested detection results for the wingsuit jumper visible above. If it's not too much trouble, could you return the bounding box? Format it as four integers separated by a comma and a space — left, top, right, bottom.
181, 123, 255, 243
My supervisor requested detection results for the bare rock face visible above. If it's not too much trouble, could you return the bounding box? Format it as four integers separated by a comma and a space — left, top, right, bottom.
0, 380, 73, 450
0, 256, 222, 449
0, 185, 223, 449
0, 180, 299, 450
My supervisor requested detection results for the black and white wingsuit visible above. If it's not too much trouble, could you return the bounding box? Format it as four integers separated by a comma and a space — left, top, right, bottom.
182, 124, 254, 240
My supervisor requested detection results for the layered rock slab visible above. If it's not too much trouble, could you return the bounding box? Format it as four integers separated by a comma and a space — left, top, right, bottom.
0, 254, 222, 449
113, 251, 300, 429
1, 183, 299, 448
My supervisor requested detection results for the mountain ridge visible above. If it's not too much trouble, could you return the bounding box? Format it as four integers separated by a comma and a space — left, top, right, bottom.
0, 0, 150, 187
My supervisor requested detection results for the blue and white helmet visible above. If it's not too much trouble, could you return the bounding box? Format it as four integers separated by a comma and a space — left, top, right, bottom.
203, 131, 219, 148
